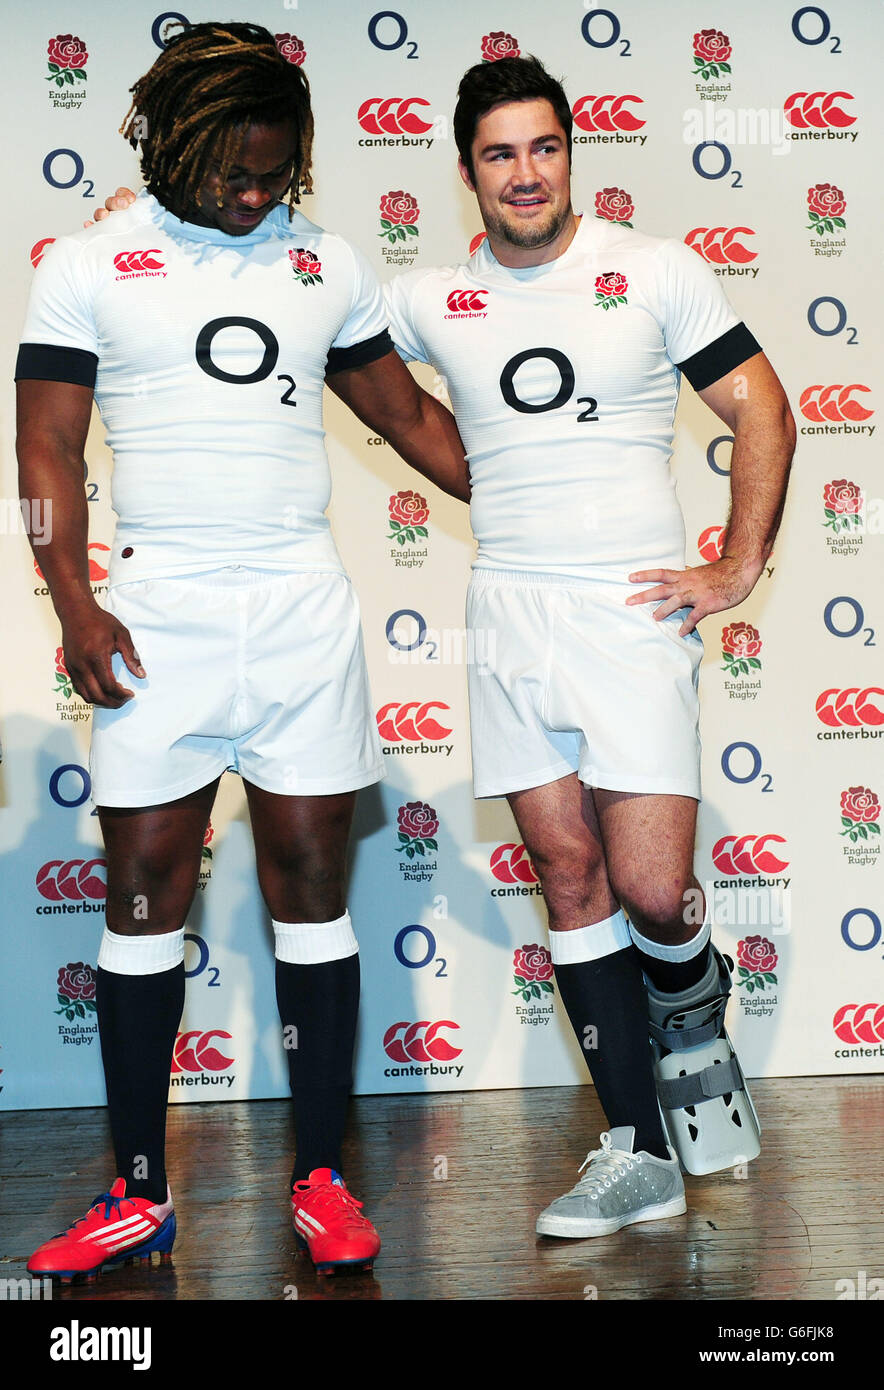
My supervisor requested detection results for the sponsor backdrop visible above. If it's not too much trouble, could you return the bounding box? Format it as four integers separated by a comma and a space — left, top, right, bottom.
1, 1, 881, 1112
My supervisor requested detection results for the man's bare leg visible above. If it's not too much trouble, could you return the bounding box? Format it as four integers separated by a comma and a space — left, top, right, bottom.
244, 784, 360, 1184
96, 777, 220, 1201
507, 774, 669, 1158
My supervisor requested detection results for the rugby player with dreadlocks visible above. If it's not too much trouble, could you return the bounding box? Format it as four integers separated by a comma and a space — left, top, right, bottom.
17, 22, 469, 1281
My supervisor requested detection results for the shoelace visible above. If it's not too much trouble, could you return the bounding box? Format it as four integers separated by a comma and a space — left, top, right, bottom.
572, 1133, 640, 1196
293, 1180, 364, 1214
55, 1191, 133, 1238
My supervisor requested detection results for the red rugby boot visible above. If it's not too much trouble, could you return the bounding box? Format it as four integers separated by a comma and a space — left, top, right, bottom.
291, 1168, 380, 1274
27, 1178, 175, 1282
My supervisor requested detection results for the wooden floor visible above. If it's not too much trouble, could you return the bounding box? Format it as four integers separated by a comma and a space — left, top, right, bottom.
2, 1078, 883, 1302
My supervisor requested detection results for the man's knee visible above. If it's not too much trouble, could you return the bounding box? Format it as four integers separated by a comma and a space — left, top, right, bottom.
614, 877, 694, 940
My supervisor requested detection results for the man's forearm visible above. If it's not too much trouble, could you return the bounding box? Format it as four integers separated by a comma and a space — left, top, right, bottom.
723, 401, 795, 577
18, 442, 96, 621
383, 387, 471, 503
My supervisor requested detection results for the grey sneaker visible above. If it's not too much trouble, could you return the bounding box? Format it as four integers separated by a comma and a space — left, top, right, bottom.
535, 1126, 686, 1238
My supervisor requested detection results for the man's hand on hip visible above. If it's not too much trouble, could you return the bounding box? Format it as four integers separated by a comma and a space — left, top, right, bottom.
626, 556, 763, 636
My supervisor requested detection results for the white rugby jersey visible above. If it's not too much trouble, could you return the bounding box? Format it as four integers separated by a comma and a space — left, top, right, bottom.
17, 192, 391, 586
386, 214, 759, 579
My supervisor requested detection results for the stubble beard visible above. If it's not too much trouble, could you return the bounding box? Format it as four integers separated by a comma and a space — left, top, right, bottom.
482, 196, 573, 251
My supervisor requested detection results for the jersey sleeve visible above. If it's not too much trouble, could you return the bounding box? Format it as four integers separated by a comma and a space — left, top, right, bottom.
659, 239, 761, 391
326, 243, 392, 374
384, 271, 432, 365
15, 237, 99, 387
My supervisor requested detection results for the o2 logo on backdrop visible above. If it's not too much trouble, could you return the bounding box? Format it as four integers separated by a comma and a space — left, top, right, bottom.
791, 7, 841, 53
48, 764, 92, 809
394, 924, 447, 977
579, 7, 632, 58
42, 149, 94, 199
823, 596, 875, 647
151, 12, 189, 48
721, 742, 774, 793
840, 910, 883, 957
367, 11, 419, 59
807, 296, 858, 344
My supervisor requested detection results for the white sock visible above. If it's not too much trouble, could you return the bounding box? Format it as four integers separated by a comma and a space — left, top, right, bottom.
272, 911, 358, 964
548, 909, 631, 965
628, 917, 712, 963
97, 926, 185, 975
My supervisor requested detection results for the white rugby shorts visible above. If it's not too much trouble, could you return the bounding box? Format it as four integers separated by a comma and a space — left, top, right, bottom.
466, 569, 703, 800
90, 567, 384, 806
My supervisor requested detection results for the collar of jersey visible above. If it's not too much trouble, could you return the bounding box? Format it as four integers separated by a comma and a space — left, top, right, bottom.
138, 190, 290, 246
474, 210, 596, 280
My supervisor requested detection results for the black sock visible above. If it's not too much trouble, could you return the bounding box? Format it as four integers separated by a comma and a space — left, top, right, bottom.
275, 954, 360, 1187
96, 962, 184, 1203
634, 941, 713, 994
554, 946, 670, 1160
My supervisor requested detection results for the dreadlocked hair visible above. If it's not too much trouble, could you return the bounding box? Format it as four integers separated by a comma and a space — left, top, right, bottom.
120, 21, 314, 219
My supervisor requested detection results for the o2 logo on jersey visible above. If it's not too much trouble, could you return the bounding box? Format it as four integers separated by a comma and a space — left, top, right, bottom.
499, 347, 598, 422
194, 316, 297, 408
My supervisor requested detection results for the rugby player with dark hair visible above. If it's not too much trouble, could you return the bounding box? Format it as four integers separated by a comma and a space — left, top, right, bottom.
17, 21, 469, 1281
386, 54, 794, 1236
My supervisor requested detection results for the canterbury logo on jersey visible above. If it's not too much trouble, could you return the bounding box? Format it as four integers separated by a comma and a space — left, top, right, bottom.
444, 289, 488, 319
113, 250, 167, 279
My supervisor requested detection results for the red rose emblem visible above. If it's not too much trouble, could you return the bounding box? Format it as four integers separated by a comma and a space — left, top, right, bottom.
807, 183, 846, 220
721, 622, 762, 659
693, 28, 731, 64
389, 490, 429, 528
55, 646, 69, 679
274, 34, 306, 65
594, 188, 634, 224
204, 823, 214, 847
737, 936, 777, 974
513, 944, 553, 984
823, 479, 862, 515
290, 248, 321, 276
48, 34, 88, 69
595, 271, 628, 298
397, 802, 439, 840
481, 31, 520, 62
841, 787, 880, 824
57, 962, 96, 1002
380, 191, 420, 226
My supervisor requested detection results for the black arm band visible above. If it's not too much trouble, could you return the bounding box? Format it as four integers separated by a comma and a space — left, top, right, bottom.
326, 329, 394, 376
676, 323, 761, 392
15, 343, 98, 388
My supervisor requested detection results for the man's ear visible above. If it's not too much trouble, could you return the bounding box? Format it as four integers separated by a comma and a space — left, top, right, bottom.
457, 157, 476, 193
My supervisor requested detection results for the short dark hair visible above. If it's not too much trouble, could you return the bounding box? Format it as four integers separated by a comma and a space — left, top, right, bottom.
453, 55, 572, 183
120, 21, 315, 218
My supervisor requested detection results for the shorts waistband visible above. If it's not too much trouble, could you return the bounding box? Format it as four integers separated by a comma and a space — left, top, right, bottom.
469, 567, 629, 590
119, 566, 347, 590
